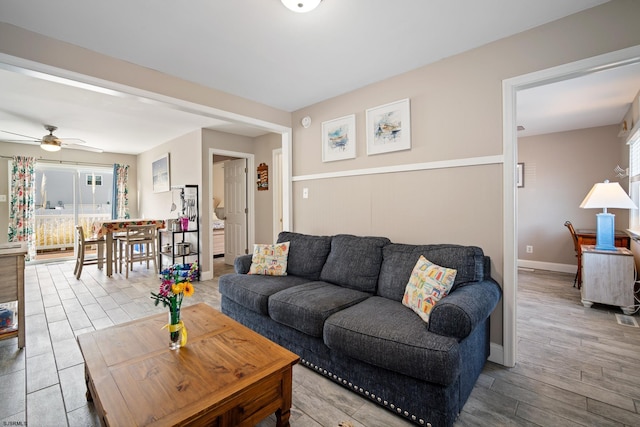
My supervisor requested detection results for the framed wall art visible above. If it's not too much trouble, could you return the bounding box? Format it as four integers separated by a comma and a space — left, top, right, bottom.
366, 98, 411, 155
322, 114, 356, 162
152, 153, 171, 193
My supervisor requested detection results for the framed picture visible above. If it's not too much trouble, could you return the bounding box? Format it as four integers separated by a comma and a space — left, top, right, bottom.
366, 98, 411, 155
152, 153, 171, 193
322, 114, 356, 162
517, 163, 524, 188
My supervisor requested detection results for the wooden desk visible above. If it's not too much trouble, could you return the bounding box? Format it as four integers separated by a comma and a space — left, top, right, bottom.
77, 303, 299, 427
0, 242, 26, 348
92, 219, 165, 277
575, 229, 630, 249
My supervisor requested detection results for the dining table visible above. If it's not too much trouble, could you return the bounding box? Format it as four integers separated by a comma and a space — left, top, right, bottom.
92, 219, 165, 277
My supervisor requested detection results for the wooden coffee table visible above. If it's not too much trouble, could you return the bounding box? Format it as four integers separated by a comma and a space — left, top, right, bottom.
77, 303, 299, 426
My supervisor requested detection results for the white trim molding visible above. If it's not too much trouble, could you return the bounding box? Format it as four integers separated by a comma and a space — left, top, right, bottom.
517, 260, 576, 274
293, 155, 503, 182
488, 343, 504, 366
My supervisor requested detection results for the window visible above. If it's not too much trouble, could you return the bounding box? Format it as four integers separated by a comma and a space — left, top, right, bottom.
628, 130, 640, 231
86, 174, 102, 186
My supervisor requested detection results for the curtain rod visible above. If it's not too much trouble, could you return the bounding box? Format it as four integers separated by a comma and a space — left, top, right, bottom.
0, 155, 116, 168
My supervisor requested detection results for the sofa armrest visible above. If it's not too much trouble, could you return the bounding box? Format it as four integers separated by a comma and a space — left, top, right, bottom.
234, 254, 253, 274
427, 279, 502, 340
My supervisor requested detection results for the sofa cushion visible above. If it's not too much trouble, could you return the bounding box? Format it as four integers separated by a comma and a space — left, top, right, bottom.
378, 244, 485, 301
218, 273, 309, 315
277, 232, 332, 281
324, 296, 460, 386
269, 281, 370, 337
320, 234, 391, 293
402, 256, 457, 323
248, 241, 290, 276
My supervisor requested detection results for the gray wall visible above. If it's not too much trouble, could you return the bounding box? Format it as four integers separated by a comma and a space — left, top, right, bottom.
518, 125, 628, 269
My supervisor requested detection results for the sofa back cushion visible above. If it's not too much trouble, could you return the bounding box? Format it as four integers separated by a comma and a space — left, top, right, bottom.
378, 244, 485, 301
320, 234, 391, 293
277, 231, 332, 281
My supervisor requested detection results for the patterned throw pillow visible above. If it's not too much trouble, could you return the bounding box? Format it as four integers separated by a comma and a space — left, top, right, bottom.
248, 241, 290, 276
402, 255, 457, 323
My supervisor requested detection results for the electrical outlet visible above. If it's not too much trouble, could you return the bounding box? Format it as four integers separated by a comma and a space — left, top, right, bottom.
526, 245, 533, 253
0, 195, 5, 202
303, 188, 309, 199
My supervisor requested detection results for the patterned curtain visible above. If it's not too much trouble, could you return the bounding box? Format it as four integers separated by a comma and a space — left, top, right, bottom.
112, 163, 130, 219
8, 156, 36, 260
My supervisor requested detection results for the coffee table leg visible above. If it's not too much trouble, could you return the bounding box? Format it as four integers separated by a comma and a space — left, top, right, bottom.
84, 366, 93, 402
275, 408, 291, 427
276, 367, 294, 427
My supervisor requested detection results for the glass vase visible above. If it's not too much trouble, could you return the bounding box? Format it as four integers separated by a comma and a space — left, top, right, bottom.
169, 308, 181, 350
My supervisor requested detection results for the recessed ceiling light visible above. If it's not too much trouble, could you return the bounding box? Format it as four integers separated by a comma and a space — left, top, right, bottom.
281, 0, 322, 13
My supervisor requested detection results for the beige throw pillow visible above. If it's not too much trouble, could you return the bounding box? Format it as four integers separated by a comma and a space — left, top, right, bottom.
402, 255, 457, 323
248, 241, 290, 276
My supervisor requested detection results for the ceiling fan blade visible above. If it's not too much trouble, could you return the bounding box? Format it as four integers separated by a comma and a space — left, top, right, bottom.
58, 137, 87, 145
62, 143, 103, 153
0, 129, 40, 140
0, 138, 40, 145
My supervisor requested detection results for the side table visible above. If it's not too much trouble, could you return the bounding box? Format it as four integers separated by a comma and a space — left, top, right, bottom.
581, 245, 635, 314
0, 242, 26, 348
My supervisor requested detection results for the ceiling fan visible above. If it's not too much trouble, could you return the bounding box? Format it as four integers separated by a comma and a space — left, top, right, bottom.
0, 125, 103, 153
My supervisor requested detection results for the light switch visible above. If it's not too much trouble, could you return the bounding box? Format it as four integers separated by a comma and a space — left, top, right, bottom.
303, 188, 309, 199
0, 195, 6, 202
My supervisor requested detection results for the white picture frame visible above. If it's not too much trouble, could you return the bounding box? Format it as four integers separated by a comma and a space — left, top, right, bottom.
152, 153, 171, 193
366, 98, 411, 155
322, 114, 357, 162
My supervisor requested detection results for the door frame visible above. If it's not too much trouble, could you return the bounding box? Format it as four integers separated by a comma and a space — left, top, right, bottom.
209, 148, 254, 277
502, 44, 640, 368
272, 148, 283, 242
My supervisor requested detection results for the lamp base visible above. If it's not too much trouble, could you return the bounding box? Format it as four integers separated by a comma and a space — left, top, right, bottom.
594, 212, 617, 251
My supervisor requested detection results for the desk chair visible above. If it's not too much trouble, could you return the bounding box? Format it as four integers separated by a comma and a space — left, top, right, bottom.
564, 220, 581, 288
119, 225, 158, 278
74, 225, 106, 280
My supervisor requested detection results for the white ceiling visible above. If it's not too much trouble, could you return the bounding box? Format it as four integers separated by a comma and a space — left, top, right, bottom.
1, 0, 637, 155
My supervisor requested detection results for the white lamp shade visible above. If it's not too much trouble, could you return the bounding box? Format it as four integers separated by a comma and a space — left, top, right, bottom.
40, 141, 61, 152
579, 181, 637, 209
281, 0, 322, 13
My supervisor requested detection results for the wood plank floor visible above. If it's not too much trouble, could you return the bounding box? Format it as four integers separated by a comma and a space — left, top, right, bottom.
0, 263, 639, 426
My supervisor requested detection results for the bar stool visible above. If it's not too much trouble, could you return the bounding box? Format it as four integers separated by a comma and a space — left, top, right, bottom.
119, 225, 158, 278
74, 225, 106, 280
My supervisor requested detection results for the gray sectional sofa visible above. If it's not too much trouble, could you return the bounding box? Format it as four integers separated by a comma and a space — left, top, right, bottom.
219, 232, 502, 427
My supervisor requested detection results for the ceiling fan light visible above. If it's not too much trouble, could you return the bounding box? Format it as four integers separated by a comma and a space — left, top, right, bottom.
41, 141, 61, 152
281, 0, 322, 13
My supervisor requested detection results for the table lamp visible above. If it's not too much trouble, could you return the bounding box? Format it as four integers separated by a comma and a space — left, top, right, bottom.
579, 180, 637, 251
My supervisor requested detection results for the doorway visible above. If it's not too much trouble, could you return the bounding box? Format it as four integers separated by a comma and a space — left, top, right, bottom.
210, 149, 255, 278
503, 45, 640, 367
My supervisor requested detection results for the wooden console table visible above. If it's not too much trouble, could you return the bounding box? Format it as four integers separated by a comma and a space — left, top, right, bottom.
575, 229, 630, 249
581, 245, 635, 314
0, 242, 26, 348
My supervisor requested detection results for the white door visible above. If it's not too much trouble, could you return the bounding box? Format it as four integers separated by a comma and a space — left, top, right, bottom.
224, 158, 248, 264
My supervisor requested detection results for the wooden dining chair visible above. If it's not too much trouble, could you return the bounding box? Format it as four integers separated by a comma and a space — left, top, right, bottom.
119, 225, 158, 278
74, 225, 106, 280
564, 220, 582, 288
